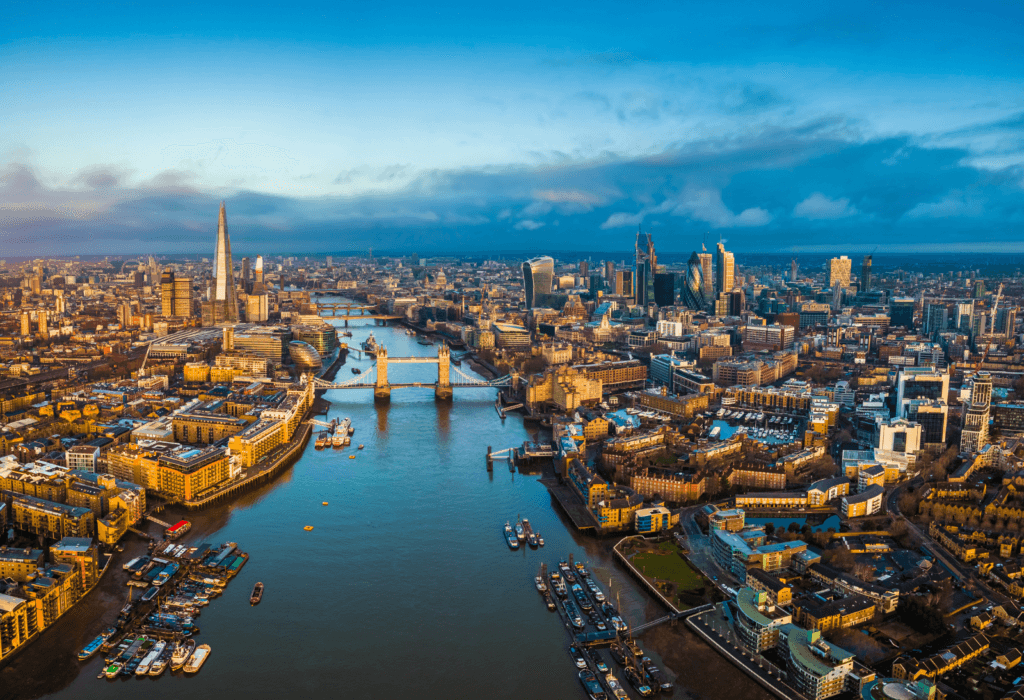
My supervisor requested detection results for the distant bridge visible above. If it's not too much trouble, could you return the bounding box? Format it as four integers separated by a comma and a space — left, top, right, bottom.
315, 301, 402, 323
311, 344, 515, 400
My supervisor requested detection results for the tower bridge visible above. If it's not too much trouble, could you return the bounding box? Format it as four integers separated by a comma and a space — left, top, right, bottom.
310, 344, 515, 401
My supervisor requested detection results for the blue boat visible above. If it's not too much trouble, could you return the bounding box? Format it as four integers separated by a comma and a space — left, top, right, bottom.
78, 635, 104, 661
503, 522, 519, 549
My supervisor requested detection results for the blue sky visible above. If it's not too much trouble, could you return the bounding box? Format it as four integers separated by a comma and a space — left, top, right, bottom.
2, 1, 1023, 255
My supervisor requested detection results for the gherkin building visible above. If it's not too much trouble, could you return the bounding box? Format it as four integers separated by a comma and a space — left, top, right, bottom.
682, 251, 706, 310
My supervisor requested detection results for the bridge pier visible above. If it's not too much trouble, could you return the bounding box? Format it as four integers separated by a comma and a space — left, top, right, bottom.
374, 385, 392, 402
434, 383, 452, 401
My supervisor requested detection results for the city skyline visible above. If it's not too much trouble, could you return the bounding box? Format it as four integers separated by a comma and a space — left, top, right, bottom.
2, 2, 1023, 255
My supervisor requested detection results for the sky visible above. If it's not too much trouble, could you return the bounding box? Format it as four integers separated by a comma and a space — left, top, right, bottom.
2, 1, 1024, 256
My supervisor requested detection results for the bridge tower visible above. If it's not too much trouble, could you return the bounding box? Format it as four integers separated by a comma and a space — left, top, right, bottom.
435, 344, 452, 401
374, 346, 391, 401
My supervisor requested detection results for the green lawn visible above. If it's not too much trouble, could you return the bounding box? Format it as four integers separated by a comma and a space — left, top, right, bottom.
631, 549, 703, 591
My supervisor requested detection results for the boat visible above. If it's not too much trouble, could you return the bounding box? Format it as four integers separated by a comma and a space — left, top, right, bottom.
549, 572, 567, 597
605, 673, 630, 700
574, 562, 588, 577
564, 599, 585, 629
140, 586, 158, 602
184, 644, 210, 673
537, 534, 545, 546
351, 367, 361, 374
136, 640, 166, 676
569, 644, 588, 669
315, 432, 329, 449
641, 658, 674, 694
534, 576, 547, 593
304, 526, 314, 531
78, 635, 105, 661
103, 662, 121, 678
358, 444, 364, 449
417, 338, 433, 346
149, 646, 171, 676
514, 521, 525, 542
579, 669, 608, 700
123, 556, 142, 572
504, 522, 519, 550
165, 520, 191, 540
171, 639, 196, 670
348, 454, 355, 459
587, 648, 610, 674
332, 432, 346, 448
544, 592, 556, 610
624, 667, 654, 697
250, 581, 264, 605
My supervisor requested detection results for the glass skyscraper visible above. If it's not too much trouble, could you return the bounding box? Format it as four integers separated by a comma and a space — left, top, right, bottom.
522, 256, 554, 309
683, 251, 707, 310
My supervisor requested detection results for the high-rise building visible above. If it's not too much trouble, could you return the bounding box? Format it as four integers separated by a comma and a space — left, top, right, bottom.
827, 256, 852, 288
160, 269, 193, 317
522, 256, 554, 309
961, 371, 992, 452
579, 260, 589, 278
996, 307, 1018, 337
790, 258, 799, 284
254, 255, 265, 287
953, 302, 974, 335
683, 251, 707, 311
211, 203, 239, 323
634, 228, 657, 307
889, 298, 915, 329
20, 312, 30, 337
653, 272, 675, 307
923, 303, 948, 336
715, 242, 734, 296
615, 269, 633, 297
699, 250, 714, 301
860, 255, 872, 291
605, 260, 615, 286
241, 257, 251, 294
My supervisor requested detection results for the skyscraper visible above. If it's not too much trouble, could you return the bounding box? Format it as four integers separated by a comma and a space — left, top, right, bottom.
828, 256, 852, 288
634, 228, 657, 307
522, 256, 554, 309
579, 260, 589, 278
790, 258, 799, 283
924, 303, 948, 336
241, 257, 251, 294
699, 249, 713, 301
860, 255, 872, 291
211, 203, 239, 323
247, 256, 269, 322
890, 297, 916, 329
961, 371, 992, 452
605, 260, 615, 287
715, 242, 734, 295
653, 272, 675, 307
683, 251, 707, 311
160, 269, 193, 317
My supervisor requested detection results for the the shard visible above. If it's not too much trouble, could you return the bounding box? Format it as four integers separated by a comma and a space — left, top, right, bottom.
213, 202, 239, 322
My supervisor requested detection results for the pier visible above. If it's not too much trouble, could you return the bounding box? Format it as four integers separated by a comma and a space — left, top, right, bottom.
541, 478, 597, 532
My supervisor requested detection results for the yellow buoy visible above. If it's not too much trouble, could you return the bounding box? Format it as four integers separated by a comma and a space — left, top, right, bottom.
304, 526, 314, 531
349, 455, 355, 459
322, 502, 328, 506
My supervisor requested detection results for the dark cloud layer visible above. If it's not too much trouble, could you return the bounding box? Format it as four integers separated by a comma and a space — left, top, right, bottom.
2, 122, 1023, 256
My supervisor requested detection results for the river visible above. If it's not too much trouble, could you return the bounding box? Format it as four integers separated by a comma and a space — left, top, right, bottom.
1, 308, 770, 700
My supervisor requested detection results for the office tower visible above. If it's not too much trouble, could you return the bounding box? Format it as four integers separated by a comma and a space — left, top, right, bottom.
254, 255, 265, 287
827, 256, 852, 288
683, 251, 707, 311
972, 313, 987, 337
653, 272, 675, 307
889, 297, 915, 329
211, 203, 239, 323
699, 249, 714, 301
615, 269, 633, 297
953, 302, 973, 335
861, 255, 872, 291
790, 258, 799, 283
148, 256, 159, 284
996, 307, 1018, 337
896, 367, 950, 417
579, 260, 589, 278
29, 276, 41, 295
247, 259, 269, 322
605, 260, 615, 286
923, 303, 948, 336
117, 303, 131, 329
522, 256, 554, 309
20, 312, 30, 337
728, 289, 745, 316
634, 228, 657, 307
38, 312, 48, 338
906, 399, 948, 447
715, 242, 734, 295
326, 255, 333, 267
242, 257, 251, 294
831, 283, 843, 310
160, 269, 176, 316
961, 371, 992, 452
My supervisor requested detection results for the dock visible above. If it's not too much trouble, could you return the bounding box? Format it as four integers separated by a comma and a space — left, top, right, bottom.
541, 478, 597, 532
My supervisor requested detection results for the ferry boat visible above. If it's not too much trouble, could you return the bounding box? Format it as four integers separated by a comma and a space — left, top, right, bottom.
250, 581, 264, 605
504, 522, 519, 549
78, 635, 105, 661
165, 520, 191, 540
171, 639, 196, 670
579, 669, 608, 700
184, 644, 210, 673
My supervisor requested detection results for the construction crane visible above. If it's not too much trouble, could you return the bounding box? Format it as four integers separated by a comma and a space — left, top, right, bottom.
137, 341, 153, 378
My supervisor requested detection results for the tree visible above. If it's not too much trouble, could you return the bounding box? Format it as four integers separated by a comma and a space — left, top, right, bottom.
521, 355, 548, 374
764, 522, 776, 538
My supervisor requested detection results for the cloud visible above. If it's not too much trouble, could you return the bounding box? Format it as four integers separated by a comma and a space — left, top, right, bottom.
513, 219, 545, 230
600, 211, 645, 229
793, 192, 859, 219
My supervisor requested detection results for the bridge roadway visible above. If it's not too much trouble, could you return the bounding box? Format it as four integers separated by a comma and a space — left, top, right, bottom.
318, 381, 502, 390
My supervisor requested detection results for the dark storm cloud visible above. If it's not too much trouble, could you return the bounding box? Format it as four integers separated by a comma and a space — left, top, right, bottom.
2, 121, 1023, 255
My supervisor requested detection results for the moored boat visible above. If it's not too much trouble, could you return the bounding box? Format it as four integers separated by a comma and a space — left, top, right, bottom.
171, 639, 196, 670
184, 644, 210, 673
78, 635, 104, 661
579, 669, 608, 700
103, 662, 121, 678
250, 581, 264, 605
534, 576, 547, 593
504, 522, 519, 549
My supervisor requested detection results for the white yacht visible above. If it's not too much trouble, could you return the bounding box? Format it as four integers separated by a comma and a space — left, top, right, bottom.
184, 644, 210, 673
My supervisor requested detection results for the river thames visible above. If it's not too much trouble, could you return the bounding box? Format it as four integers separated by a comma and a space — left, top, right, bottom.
0, 312, 769, 700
